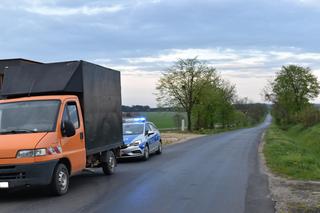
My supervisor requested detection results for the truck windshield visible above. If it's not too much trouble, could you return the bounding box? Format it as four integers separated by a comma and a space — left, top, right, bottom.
123, 123, 144, 135
0, 100, 60, 134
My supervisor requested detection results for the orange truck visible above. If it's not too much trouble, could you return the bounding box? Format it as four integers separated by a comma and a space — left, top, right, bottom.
0, 60, 123, 195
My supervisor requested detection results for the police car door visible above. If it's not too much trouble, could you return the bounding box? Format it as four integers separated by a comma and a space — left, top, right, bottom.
146, 123, 156, 152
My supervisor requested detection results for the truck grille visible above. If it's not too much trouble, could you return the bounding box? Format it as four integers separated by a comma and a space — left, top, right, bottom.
0, 172, 26, 180
0, 166, 15, 170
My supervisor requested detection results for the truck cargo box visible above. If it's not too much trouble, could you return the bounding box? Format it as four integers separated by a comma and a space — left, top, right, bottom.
0, 58, 41, 97
0, 60, 123, 155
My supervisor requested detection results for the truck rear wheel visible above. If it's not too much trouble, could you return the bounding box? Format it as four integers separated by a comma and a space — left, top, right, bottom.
102, 151, 116, 175
50, 163, 69, 196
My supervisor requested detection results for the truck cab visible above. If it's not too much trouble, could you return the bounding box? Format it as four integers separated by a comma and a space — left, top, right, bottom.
0, 60, 123, 195
0, 95, 86, 194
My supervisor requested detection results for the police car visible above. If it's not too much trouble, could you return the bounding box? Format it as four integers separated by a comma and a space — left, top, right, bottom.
120, 117, 162, 160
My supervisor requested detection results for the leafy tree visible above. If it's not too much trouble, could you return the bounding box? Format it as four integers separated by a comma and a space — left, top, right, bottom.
217, 81, 236, 128
234, 98, 269, 125
192, 83, 220, 129
189, 69, 236, 129
156, 58, 218, 131
122, 105, 151, 112
265, 65, 320, 125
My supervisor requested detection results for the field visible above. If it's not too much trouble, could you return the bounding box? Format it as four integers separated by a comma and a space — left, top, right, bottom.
137, 112, 187, 130
264, 123, 320, 180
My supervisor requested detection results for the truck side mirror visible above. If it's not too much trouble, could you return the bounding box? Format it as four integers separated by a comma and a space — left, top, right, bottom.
61, 121, 76, 137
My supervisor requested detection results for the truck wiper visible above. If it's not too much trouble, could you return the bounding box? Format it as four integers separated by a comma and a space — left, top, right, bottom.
0, 129, 37, 134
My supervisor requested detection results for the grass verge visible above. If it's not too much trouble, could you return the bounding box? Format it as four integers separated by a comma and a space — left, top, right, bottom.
264, 123, 320, 180
138, 112, 186, 129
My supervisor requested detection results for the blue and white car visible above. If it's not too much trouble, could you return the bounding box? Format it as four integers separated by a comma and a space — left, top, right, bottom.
120, 117, 162, 160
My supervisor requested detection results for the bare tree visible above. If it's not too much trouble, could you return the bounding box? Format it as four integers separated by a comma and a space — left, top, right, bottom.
156, 58, 217, 131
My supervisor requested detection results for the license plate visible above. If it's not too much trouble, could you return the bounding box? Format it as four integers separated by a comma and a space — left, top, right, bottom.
0, 182, 9, 188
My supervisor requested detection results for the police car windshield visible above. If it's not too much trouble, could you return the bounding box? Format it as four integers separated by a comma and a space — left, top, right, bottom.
123, 123, 144, 135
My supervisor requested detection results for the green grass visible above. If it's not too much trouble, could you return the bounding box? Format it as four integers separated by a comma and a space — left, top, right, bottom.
138, 112, 187, 129
135, 111, 265, 132
264, 123, 320, 180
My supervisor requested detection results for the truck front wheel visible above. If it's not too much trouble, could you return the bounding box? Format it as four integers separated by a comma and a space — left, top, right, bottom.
102, 151, 116, 175
50, 163, 69, 196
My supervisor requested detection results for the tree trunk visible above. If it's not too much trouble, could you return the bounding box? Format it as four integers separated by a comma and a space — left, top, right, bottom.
187, 111, 192, 131
196, 111, 200, 130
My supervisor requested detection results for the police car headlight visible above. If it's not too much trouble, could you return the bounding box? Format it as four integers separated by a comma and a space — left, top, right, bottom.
130, 140, 141, 146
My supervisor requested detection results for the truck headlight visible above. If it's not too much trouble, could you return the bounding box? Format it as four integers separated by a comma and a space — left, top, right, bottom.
16, 149, 47, 158
34, 148, 47, 156
129, 140, 141, 146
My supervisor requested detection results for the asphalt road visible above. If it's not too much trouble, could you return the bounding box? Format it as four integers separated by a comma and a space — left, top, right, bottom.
0, 115, 274, 213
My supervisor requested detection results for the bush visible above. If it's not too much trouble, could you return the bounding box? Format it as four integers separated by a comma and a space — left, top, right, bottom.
295, 106, 320, 127
272, 104, 320, 128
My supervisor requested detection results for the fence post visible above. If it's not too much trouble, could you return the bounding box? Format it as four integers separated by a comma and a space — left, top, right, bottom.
181, 119, 185, 132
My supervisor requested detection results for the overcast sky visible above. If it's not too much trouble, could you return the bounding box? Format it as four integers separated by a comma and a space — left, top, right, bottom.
1, 0, 320, 106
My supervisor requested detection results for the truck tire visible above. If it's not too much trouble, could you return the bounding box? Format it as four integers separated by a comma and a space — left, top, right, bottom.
156, 141, 162, 155
50, 163, 69, 196
102, 151, 116, 175
142, 145, 149, 161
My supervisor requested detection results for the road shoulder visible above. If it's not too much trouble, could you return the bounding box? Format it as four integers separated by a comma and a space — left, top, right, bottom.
161, 132, 205, 145
260, 133, 320, 213
245, 131, 275, 213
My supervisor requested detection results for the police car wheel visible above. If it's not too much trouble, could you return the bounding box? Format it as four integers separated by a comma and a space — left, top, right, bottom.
50, 163, 69, 196
102, 151, 116, 175
156, 142, 162, 155
142, 145, 149, 161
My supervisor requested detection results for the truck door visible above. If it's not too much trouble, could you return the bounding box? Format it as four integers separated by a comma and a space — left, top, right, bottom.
60, 101, 86, 174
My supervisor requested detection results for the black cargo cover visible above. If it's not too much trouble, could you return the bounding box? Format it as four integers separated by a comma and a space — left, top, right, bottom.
1, 60, 123, 155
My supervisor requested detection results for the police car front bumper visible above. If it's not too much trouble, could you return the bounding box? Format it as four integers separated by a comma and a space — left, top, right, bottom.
119, 145, 144, 158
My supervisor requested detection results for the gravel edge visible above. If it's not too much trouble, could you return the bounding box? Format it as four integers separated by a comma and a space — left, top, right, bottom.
161, 133, 205, 146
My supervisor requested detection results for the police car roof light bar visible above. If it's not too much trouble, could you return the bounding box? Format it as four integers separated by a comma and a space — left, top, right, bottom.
124, 117, 146, 123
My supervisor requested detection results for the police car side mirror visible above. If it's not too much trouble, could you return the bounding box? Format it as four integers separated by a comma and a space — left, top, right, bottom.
147, 130, 155, 136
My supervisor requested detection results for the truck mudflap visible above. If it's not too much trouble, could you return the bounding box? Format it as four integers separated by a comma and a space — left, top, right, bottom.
0, 160, 58, 189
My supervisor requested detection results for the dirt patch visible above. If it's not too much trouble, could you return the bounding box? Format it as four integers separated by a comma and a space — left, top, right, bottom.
260, 133, 320, 213
161, 132, 204, 145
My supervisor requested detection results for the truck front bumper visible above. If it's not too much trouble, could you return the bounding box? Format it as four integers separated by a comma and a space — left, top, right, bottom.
0, 160, 58, 189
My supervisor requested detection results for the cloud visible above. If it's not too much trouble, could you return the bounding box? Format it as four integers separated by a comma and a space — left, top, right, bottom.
0, 0, 124, 16
1, 0, 320, 105
270, 51, 320, 61
0, 0, 164, 16
125, 49, 240, 63
24, 3, 124, 16
284, 0, 320, 9
107, 47, 320, 105
293, 0, 319, 5
122, 48, 320, 74
122, 48, 273, 76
